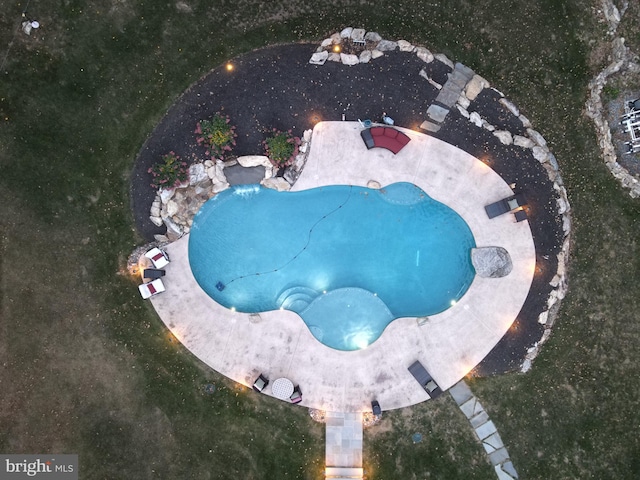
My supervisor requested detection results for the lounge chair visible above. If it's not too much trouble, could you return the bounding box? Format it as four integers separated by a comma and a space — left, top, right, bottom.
484, 193, 526, 219
290, 385, 303, 404
408, 360, 443, 398
252, 374, 269, 393
138, 278, 166, 299
145, 247, 170, 269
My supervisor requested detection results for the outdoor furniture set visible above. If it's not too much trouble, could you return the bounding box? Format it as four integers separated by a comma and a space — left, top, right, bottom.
138, 247, 170, 299
252, 373, 303, 404
621, 98, 640, 155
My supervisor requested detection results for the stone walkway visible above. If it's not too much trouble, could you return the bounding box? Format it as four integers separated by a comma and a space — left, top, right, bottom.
325, 412, 364, 480
449, 381, 519, 479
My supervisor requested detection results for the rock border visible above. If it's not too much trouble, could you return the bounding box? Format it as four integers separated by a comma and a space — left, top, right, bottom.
584, 0, 640, 197
147, 130, 313, 243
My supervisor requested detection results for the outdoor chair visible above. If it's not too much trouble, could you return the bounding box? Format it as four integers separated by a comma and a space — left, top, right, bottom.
138, 278, 166, 299
290, 385, 303, 404
145, 247, 170, 269
252, 374, 269, 393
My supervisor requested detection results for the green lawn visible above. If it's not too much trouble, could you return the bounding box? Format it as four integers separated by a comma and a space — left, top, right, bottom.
1, 0, 639, 478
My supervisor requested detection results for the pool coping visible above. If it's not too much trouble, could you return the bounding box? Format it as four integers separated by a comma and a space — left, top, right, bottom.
149, 121, 535, 413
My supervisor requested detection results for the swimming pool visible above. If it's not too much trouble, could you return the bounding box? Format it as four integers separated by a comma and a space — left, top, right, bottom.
188, 182, 476, 350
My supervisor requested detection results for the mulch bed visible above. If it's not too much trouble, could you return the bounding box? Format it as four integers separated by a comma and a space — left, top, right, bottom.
131, 42, 564, 376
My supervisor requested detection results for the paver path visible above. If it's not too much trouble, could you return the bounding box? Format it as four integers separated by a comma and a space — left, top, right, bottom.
325, 412, 363, 479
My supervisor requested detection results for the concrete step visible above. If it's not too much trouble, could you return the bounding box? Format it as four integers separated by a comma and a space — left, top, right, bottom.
325, 466, 364, 478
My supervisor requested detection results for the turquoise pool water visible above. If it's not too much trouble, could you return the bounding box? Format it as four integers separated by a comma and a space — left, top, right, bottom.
188, 183, 476, 350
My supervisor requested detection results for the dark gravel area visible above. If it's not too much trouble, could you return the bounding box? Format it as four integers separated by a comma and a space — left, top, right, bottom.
131, 42, 565, 375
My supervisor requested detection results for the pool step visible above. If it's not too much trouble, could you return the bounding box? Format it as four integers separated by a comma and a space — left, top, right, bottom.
276, 286, 319, 312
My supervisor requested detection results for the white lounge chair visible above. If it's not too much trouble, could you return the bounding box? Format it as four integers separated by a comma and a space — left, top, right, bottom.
138, 278, 166, 299
145, 247, 170, 268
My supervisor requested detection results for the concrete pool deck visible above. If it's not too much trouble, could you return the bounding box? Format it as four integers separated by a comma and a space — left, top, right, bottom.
149, 121, 535, 413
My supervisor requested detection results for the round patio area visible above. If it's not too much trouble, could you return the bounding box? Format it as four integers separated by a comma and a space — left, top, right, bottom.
132, 40, 568, 411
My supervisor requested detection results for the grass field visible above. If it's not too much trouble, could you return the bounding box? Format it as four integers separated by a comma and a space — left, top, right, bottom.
1, 0, 639, 478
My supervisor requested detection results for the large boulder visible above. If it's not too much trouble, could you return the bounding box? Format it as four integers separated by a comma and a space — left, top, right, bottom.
471, 247, 513, 278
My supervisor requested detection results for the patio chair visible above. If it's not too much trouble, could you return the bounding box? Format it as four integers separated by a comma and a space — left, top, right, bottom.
145, 247, 170, 269
290, 385, 303, 404
138, 278, 166, 299
371, 400, 382, 415
252, 374, 269, 393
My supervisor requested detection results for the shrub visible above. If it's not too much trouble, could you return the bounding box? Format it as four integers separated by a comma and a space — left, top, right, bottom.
196, 113, 237, 160
148, 151, 189, 189
263, 129, 300, 168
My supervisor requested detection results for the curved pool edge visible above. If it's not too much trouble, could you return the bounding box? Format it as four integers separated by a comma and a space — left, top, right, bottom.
147, 122, 535, 413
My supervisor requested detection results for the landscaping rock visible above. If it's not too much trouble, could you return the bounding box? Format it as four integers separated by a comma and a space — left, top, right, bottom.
493, 130, 513, 145
434, 53, 454, 69
532, 146, 549, 162
237, 155, 270, 168
188, 163, 208, 186
513, 135, 535, 148
527, 128, 547, 147
371, 49, 384, 59
262, 176, 291, 191
464, 74, 489, 101
364, 31, 382, 42
309, 51, 329, 65
499, 98, 520, 117
415, 46, 434, 63
469, 111, 483, 127
471, 247, 513, 278
351, 28, 366, 41
519, 114, 532, 128
321, 37, 333, 48
359, 50, 372, 63
397, 39, 414, 52
376, 40, 398, 51
341, 53, 360, 66
340, 27, 353, 38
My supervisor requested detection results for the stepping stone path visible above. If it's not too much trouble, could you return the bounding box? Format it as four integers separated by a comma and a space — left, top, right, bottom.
449, 381, 520, 479
325, 412, 364, 479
